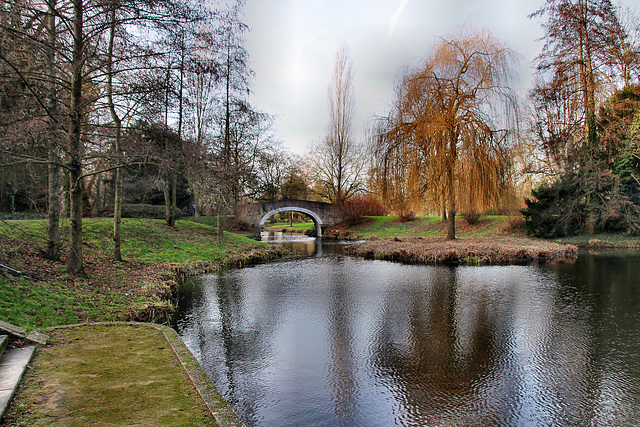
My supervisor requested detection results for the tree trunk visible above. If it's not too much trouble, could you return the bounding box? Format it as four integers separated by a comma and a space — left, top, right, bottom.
67, 0, 85, 275
170, 172, 177, 227
446, 172, 456, 239
163, 169, 177, 228
46, 150, 60, 260
68, 168, 84, 275
217, 209, 224, 244
107, 6, 123, 261
113, 166, 123, 260
192, 188, 200, 223
446, 140, 456, 240
577, 0, 597, 146
447, 209, 456, 240
223, 47, 234, 219
45, 0, 60, 261
162, 172, 172, 227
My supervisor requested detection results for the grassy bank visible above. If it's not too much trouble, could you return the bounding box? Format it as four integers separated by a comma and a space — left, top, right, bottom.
331, 216, 578, 265
327, 215, 640, 248
0, 217, 284, 329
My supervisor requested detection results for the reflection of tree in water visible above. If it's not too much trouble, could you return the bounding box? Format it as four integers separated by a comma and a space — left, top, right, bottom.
549, 253, 640, 425
178, 269, 293, 426
370, 261, 640, 425
371, 267, 515, 425
327, 261, 359, 424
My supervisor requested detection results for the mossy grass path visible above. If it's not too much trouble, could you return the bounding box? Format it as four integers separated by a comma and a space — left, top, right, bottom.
4, 324, 220, 426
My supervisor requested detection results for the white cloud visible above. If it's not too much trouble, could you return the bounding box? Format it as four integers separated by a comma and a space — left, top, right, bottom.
387, 0, 410, 41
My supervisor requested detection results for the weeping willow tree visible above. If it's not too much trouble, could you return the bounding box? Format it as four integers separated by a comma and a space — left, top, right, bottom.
370, 118, 429, 219
372, 28, 519, 239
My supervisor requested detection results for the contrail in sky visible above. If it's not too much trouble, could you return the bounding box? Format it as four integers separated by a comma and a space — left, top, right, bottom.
387, 0, 409, 41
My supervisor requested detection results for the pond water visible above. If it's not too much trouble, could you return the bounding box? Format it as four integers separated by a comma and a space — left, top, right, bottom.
176, 234, 640, 426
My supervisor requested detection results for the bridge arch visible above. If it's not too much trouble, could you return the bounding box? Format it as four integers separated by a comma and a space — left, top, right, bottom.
258, 206, 323, 237
239, 199, 342, 240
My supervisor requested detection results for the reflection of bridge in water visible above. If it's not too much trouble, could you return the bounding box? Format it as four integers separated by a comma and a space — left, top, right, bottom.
239, 199, 342, 238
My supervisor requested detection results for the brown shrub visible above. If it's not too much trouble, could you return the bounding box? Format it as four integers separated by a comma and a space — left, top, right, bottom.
398, 210, 415, 222
340, 195, 387, 225
502, 213, 525, 233
463, 212, 481, 225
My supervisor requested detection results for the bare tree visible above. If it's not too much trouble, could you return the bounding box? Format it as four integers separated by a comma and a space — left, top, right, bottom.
0, 0, 63, 259
531, 0, 627, 146
309, 43, 365, 204
1, 0, 206, 272
609, 3, 640, 87
528, 73, 584, 174
216, 0, 253, 216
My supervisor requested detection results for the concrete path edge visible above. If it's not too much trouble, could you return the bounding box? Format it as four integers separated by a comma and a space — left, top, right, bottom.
0, 346, 35, 420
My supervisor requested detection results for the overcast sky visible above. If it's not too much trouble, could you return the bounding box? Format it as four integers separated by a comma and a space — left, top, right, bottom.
241, 0, 549, 154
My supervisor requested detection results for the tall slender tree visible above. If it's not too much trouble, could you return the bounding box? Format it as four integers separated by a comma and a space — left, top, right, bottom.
216, 0, 253, 216
45, 0, 61, 261
65, 0, 87, 274
309, 43, 365, 204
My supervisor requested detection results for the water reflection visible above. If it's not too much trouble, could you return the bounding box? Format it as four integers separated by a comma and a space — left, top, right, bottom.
260, 231, 319, 256
260, 231, 356, 257
176, 247, 640, 426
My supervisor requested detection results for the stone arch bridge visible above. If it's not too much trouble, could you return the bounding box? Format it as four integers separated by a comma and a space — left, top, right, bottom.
239, 199, 342, 238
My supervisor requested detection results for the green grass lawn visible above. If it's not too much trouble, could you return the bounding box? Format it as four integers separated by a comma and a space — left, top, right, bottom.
337, 215, 640, 248
1, 217, 268, 266
0, 218, 270, 426
341, 215, 509, 239
0, 277, 111, 329
115, 218, 266, 264
263, 221, 314, 231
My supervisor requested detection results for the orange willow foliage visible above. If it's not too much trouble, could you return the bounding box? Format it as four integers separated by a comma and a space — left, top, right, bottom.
371, 28, 519, 239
